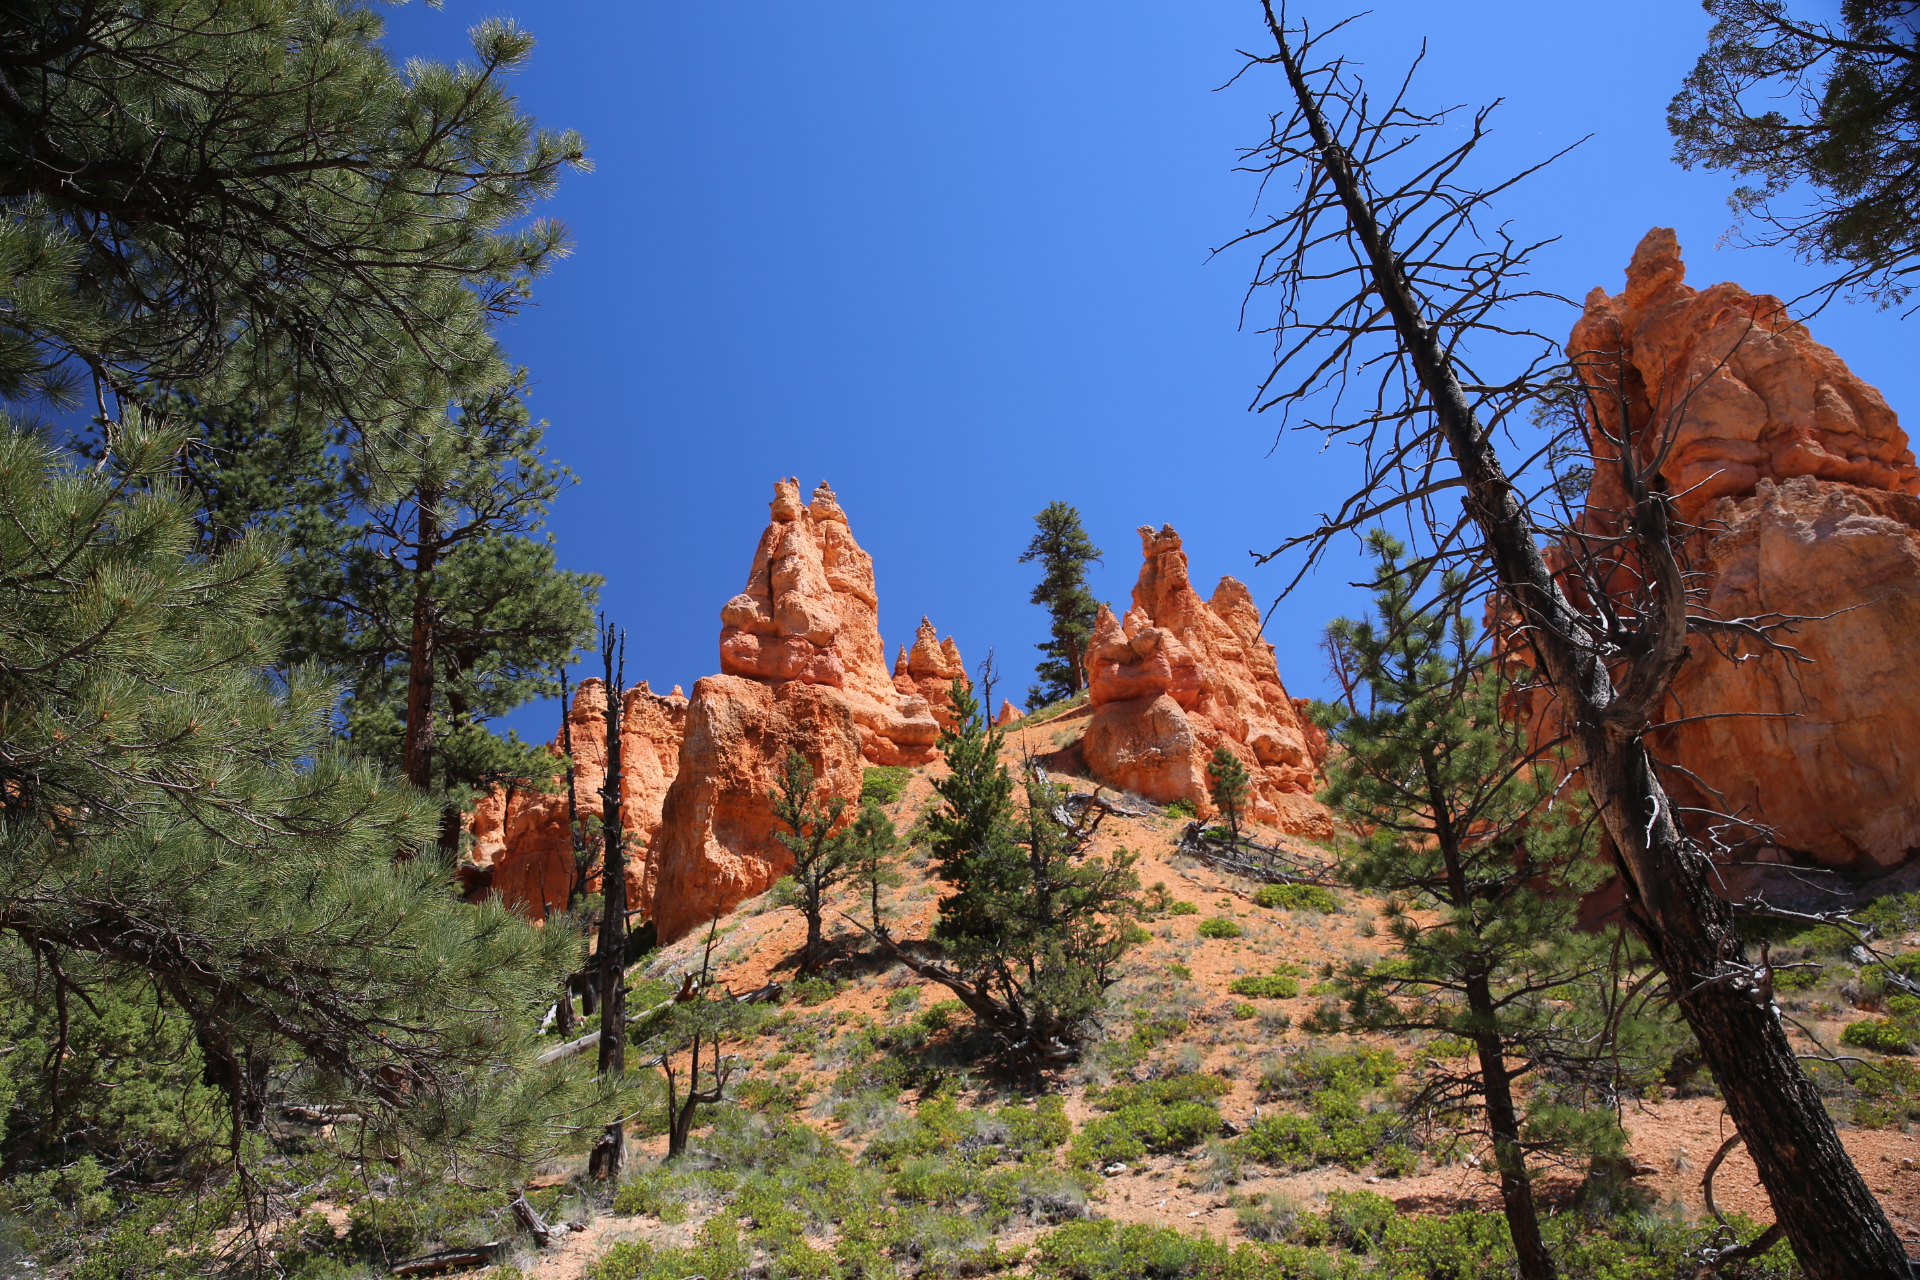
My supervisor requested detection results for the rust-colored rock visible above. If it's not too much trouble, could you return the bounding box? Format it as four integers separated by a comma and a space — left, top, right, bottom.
1572, 227, 1919, 525
995, 699, 1025, 726
1082, 525, 1331, 837
893, 616, 970, 730
649, 480, 956, 941
467, 678, 687, 920
719, 478, 940, 766
1565, 230, 1920, 873
649, 674, 866, 943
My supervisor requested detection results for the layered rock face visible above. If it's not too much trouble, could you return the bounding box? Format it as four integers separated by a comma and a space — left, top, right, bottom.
467, 678, 688, 919
719, 479, 941, 766
892, 616, 969, 731
1082, 525, 1331, 837
1570, 230, 1920, 872
650, 480, 944, 941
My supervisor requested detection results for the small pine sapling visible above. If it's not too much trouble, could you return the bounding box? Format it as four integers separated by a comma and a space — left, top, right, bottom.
847, 799, 904, 934
1311, 532, 1606, 1280
1205, 746, 1253, 844
768, 750, 852, 976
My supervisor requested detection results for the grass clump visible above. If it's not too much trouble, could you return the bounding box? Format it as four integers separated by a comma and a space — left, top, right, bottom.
861, 765, 913, 807
1070, 1074, 1230, 1168
1196, 917, 1243, 939
1251, 883, 1338, 913
1228, 974, 1300, 1000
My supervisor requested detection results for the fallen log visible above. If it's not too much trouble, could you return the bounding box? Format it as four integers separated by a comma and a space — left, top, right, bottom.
389, 1242, 502, 1276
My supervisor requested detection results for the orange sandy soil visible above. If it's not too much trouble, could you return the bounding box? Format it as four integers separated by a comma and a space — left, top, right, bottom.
477, 711, 1920, 1277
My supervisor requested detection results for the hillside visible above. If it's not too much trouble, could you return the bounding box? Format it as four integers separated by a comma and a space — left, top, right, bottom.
428, 713, 1920, 1280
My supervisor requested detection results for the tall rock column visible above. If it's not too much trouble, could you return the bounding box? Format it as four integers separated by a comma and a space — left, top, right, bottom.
651, 480, 942, 942
1563, 230, 1920, 874
1081, 525, 1330, 837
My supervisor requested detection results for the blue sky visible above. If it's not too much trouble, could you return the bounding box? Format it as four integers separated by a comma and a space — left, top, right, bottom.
376, 1, 1915, 741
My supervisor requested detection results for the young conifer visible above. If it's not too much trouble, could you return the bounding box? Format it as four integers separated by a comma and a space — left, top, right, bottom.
1205, 745, 1253, 843
1312, 533, 1608, 1280
769, 751, 853, 976
1019, 502, 1103, 708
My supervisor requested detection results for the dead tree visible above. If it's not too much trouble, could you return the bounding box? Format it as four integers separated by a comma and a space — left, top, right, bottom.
651, 919, 741, 1159
589, 619, 628, 1179
1226, 6, 1909, 1275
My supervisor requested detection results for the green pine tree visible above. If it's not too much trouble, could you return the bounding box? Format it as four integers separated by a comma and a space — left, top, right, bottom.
769, 751, 854, 977
0, 0, 585, 423
886, 680, 1143, 1078
0, 416, 582, 1245
1205, 745, 1253, 843
846, 799, 904, 935
1310, 532, 1612, 1280
299, 375, 600, 858
1019, 501, 1103, 708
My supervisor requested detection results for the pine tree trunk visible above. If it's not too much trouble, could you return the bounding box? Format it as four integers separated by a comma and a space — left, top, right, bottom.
401, 486, 440, 791
1580, 732, 1905, 1279
1468, 978, 1553, 1280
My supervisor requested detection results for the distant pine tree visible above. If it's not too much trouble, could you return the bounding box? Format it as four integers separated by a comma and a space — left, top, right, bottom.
1205, 746, 1252, 843
1018, 502, 1102, 708
769, 750, 854, 977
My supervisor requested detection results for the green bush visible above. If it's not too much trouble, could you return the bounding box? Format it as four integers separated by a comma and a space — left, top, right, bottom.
1196, 917, 1243, 939
1165, 799, 1198, 819
1071, 1075, 1230, 1169
1228, 974, 1300, 1000
1842, 1018, 1912, 1055
861, 765, 913, 807
1168, 900, 1199, 916
1032, 1219, 1234, 1280
1231, 1002, 1257, 1020
1252, 883, 1339, 913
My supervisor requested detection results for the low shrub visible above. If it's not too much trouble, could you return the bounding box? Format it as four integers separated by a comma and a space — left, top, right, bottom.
1071, 1075, 1230, 1169
1252, 883, 1339, 913
1842, 1018, 1912, 1055
1196, 917, 1243, 940
1231, 1003, 1257, 1020
861, 765, 913, 806
1228, 974, 1300, 1000
1166, 799, 1198, 819
1168, 900, 1200, 916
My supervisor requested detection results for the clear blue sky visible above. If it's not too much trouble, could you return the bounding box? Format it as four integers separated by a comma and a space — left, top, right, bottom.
377, 1, 1914, 742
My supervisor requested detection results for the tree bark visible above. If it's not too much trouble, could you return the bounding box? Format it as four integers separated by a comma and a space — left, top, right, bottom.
595, 629, 625, 1182
1261, 9, 1911, 1273
1468, 978, 1553, 1280
400, 484, 441, 792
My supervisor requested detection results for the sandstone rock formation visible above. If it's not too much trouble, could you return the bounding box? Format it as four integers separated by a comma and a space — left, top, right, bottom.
1568, 230, 1920, 873
649, 674, 865, 943
467, 678, 687, 919
719, 479, 941, 766
650, 480, 945, 941
1082, 525, 1331, 837
892, 616, 969, 731
995, 699, 1024, 726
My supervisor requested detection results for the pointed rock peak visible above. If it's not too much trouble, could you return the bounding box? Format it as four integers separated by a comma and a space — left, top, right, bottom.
939, 636, 962, 671
670, 684, 686, 700
996, 699, 1024, 726
770, 477, 805, 522
1623, 227, 1684, 309
809, 480, 847, 524
894, 644, 909, 676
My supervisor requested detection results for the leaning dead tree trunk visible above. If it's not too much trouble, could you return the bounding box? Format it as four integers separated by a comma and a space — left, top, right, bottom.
1234, 6, 1908, 1275
590, 619, 628, 1180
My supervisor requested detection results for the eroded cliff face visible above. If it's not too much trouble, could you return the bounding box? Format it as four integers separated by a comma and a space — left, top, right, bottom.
893, 617, 969, 732
719, 479, 942, 766
467, 678, 687, 919
1570, 230, 1920, 873
650, 480, 946, 941
1082, 525, 1331, 837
